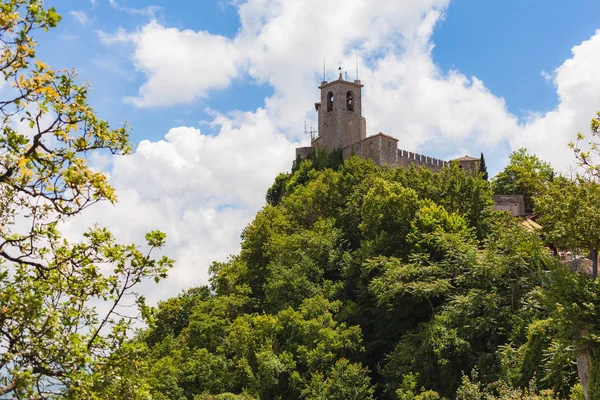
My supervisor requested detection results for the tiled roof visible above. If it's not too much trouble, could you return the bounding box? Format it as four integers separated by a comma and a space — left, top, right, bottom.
519, 217, 542, 232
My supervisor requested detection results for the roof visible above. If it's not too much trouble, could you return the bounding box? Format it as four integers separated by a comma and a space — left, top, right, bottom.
519, 217, 542, 232
450, 155, 479, 162
368, 132, 399, 142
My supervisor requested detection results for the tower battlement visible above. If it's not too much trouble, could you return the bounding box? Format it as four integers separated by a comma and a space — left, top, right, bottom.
398, 149, 449, 171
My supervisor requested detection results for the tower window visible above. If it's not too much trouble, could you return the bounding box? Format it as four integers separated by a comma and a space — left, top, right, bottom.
327, 91, 334, 112
346, 91, 354, 111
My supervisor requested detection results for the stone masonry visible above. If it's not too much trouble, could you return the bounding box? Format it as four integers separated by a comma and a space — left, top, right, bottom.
296, 74, 479, 172
492, 195, 526, 216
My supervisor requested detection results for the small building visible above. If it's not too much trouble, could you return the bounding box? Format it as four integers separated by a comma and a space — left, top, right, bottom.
450, 155, 480, 172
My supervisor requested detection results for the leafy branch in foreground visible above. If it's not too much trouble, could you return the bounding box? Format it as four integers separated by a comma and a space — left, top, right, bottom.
571, 111, 600, 180
0, 1, 173, 398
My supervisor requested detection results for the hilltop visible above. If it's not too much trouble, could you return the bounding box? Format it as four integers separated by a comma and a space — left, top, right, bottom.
130, 155, 594, 399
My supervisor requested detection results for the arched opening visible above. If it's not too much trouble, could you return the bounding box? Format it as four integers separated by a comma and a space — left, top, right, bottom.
327, 91, 334, 112
346, 91, 354, 111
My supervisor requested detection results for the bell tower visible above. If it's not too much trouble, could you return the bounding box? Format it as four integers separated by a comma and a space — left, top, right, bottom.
313, 74, 366, 151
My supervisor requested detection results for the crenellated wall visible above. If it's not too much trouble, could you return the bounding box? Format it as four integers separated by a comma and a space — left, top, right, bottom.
397, 149, 448, 171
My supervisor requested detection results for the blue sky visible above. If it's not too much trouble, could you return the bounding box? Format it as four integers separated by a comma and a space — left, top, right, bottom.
432, 0, 600, 117
48, 0, 600, 301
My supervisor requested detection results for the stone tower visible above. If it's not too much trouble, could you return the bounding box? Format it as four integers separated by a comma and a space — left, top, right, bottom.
311, 74, 367, 151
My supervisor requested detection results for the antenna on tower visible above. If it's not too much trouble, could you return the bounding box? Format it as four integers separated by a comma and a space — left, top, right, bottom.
356, 54, 359, 80
338, 60, 343, 79
323, 58, 326, 82
304, 120, 318, 142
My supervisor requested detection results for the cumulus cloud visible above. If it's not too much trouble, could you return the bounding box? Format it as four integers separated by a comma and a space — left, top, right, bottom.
517, 30, 600, 170
234, 0, 450, 134
99, 22, 242, 107
63, 109, 296, 300
95, 2, 600, 170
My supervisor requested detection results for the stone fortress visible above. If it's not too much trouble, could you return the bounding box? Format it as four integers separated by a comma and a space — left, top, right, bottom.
295, 74, 529, 217
295, 73, 480, 172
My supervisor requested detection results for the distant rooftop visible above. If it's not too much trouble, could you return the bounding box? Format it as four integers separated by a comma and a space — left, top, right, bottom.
451, 155, 479, 162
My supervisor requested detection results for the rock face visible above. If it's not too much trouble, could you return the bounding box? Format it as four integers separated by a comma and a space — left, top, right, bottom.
295, 75, 479, 173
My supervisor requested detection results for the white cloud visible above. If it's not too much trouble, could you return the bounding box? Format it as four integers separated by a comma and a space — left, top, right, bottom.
99, 22, 242, 107
359, 54, 519, 153
517, 30, 600, 170
69, 10, 91, 26
63, 109, 296, 301
108, 0, 160, 17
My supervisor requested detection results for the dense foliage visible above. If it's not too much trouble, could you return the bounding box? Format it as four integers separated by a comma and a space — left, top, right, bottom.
491, 148, 554, 213
136, 157, 595, 399
535, 177, 600, 278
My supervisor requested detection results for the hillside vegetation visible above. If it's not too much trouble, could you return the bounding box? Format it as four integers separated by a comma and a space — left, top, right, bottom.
132, 154, 598, 400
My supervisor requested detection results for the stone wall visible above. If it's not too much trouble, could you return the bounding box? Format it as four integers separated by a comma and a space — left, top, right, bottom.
397, 149, 448, 171
493, 195, 526, 216
455, 159, 479, 173
296, 146, 313, 160
342, 133, 398, 166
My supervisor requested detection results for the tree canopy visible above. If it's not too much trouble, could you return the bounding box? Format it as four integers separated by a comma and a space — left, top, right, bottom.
492, 148, 554, 213
132, 156, 591, 399
535, 177, 600, 278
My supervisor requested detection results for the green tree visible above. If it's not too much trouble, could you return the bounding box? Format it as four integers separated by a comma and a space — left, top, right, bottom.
302, 359, 375, 400
376, 214, 550, 396
140, 294, 369, 400
479, 152, 489, 181
0, 1, 173, 397
535, 177, 600, 278
360, 178, 421, 257
536, 266, 600, 400
393, 163, 495, 241
492, 148, 554, 213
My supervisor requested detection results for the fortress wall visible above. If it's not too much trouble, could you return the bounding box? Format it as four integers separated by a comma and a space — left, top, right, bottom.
343, 134, 398, 166
398, 149, 448, 171
296, 146, 313, 160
